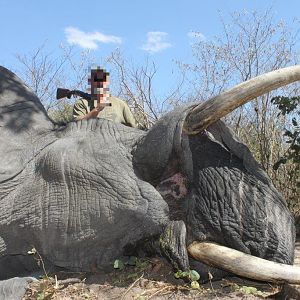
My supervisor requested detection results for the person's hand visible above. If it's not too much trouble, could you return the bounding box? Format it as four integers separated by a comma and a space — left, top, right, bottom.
75, 106, 104, 121
90, 106, 103, 118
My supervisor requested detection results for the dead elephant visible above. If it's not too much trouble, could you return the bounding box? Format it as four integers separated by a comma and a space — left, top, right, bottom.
0, 66, 300, 298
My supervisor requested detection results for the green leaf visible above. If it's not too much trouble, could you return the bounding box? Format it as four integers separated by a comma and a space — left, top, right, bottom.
284, 130, 293, 138
273, 157, 287, 170
292, 118, 298, 127
174, 270, 190, 279
231, 283, 240, 291
113, 259, 125, 270
240, 286, 258, 294
174, 270, 183, 279
37, 292, 45, 300
189, 270, 200, 281
191, 281, 200, 289
271, 96, 300, 115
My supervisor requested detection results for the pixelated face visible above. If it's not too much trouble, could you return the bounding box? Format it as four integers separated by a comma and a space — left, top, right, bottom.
88, 67, 110, 95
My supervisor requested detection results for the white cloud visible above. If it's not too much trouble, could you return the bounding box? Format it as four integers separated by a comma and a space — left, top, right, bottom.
141, 31, 172, 53
187, 31, 206, 41
64, 27, 122, 49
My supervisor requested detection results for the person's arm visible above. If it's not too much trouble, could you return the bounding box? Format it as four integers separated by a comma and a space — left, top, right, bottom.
73, 99, 103, 121
75, 108, 102, 121
123, 103, 138, 128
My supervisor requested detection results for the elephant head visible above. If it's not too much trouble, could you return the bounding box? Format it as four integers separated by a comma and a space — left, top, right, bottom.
0, 65, 299, 284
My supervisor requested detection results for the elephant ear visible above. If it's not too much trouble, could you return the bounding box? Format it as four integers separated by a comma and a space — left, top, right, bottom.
0, 66, 54, 182
133, 104, 196, 185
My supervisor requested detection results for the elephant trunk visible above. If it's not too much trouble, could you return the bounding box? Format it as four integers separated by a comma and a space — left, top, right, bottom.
187, 242, 300, 284
184, 65, 300, 134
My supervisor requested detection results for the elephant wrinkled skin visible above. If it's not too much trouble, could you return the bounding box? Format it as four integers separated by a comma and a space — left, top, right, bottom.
0, 66, 299, 298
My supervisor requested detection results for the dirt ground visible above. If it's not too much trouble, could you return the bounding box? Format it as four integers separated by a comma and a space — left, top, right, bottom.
23, 239, 300, 300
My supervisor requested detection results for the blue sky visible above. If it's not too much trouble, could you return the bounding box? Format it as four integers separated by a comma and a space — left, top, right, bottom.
1, 0, 300, 98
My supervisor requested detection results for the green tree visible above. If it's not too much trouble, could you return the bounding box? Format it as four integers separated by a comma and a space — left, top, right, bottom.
272, 96, 300, 169
271, 96, 299, 214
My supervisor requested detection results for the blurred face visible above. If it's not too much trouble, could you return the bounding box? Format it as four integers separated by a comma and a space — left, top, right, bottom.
89, 69, 110, 98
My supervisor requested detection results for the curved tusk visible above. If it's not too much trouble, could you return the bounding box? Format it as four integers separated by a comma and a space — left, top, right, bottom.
187, 241, 300, 284
184, 65, 300, 134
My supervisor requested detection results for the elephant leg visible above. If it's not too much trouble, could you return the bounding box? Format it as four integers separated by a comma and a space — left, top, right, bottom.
0, 254, 40, 280
159, 220, 190, 272
0, 277, 36, 300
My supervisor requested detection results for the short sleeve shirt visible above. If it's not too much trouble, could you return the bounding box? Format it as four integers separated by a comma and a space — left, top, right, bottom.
73, 96, 138, 128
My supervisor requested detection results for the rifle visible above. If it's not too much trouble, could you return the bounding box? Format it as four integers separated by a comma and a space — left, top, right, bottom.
56, 88, 111, 106
56, 88, 91, 100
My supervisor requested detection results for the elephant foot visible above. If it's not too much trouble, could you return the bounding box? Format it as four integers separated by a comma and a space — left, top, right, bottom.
159, 220, 189, 272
